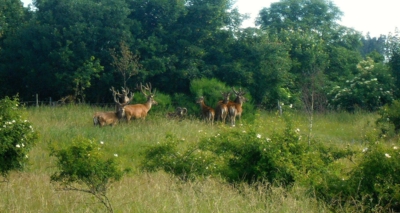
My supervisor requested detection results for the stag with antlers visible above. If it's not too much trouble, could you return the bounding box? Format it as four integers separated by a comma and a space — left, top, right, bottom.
227, 87, 246, 126
196, 96, 215, 125
93, 90, 133, 127
123, 83, 158, 122
215, 92, 230, 124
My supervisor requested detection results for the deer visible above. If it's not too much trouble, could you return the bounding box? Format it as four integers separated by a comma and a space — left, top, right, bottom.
167, 107, 188, 120
214, 92, 230, 124
196, 96, 215, 125
123, 83, 157, 122
227, 87, 246, 126
93, 90, 133, 127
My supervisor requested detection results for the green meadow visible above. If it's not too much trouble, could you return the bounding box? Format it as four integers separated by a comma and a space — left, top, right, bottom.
0, 105, 389, 212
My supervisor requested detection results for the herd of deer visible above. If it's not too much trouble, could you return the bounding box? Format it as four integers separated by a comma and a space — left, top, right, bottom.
196, 87, 246, 126
93, 83, 246, 127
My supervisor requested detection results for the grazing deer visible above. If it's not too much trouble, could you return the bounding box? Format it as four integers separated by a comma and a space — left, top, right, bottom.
227, 87, 246, 126
215, 92, 230, 124
93, 91, 132, 127
167, 107, 188, 120
123, 83, 157, 122
196, 96, 215, 125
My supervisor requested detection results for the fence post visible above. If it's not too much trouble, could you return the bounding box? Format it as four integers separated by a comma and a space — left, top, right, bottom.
49, 97, 52, 106
36, 94, 38, 107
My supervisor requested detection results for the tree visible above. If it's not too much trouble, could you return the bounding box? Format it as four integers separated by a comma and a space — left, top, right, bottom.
386, 29, 400, 98
327, 57, 394, 111
109, 41, 142, 89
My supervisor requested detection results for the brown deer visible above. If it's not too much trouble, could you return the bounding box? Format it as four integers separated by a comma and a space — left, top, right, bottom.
196, 96, 215, 125
167, 107, 188, 120
215, 92, 230, 124
93, 91, 133, 127
227, 87, 246, 126
123, 83, 157, 122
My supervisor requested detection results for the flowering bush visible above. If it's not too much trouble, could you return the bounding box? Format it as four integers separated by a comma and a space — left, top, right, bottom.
0, 96, 38, 179
50, 137, 124, 212
140, 116, 353, 186
328, 57, 394, 111
325, 142, 400, 212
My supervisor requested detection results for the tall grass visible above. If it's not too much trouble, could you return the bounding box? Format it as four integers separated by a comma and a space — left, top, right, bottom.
1, 105, 380, 212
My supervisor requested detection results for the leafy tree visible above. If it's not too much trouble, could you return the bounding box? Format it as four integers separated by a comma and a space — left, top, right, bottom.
0, 96, 38, 180
327, 57, 394, 111
256, 0, 342, 35
109, 41, 142, 89
360, 34, 386, 59
386, 29, 400, 97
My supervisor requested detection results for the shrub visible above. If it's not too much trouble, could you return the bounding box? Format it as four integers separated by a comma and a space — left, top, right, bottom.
140, 114, 352, 187
327, 57, 394, 111
376, 100, 400, 136
50, 137, 124, 213
0, 95, 38, 179
345, 142, 400, 212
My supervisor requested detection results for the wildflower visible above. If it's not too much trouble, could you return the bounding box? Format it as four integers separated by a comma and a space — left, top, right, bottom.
295, 128, 300, 133
289, 104, 293, 108
385, 153, 391, 158
114, 154, 118, 157
21, 143, 25, 147
394, 146, 398, 150
12, 120, 15, 123
100, 141, 104, 145
266, 138, 271, 142
256, 134, 261, 139
198, 130, 203, 132
263, 148, 266, 152
362, 148, 368, 152
16, 144, 21, 148
242, 130, 246, 133
25, 155, 28, 158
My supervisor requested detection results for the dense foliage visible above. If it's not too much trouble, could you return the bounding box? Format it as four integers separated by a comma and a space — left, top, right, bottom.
50, 137, 124, 212
0, 0, 397, 111
0, 96, 38, 179
141, 112, 400, 212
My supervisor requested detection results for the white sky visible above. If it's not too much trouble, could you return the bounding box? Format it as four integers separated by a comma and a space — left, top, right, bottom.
21, 0, 399, 38
234, 0, 399, 37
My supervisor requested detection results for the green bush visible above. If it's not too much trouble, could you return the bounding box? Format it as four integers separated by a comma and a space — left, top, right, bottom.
0, 96, 38, 179
321, 142, 400, 212
140, 134, 216, 181
50, 137, 124, 212
376, 100, 400, 136
140, 114, 352, 186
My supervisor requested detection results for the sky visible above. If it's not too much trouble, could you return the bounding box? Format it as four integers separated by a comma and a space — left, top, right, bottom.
234, 0, 399, 37
21, 0, 399, 38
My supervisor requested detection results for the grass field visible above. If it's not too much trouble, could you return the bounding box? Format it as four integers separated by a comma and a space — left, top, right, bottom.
0, 105, 383, 212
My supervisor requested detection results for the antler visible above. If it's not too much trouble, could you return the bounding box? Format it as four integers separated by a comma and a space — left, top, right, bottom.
232, 87, 245, 96
111, 86, 133, 105
110, 86, 121, 96
140, 82, 156, 96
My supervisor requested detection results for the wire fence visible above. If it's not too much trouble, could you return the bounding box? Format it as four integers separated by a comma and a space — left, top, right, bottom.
19, 94, 116, 108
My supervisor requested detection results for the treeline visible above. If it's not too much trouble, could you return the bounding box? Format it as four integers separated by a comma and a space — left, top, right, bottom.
0, 0, 399, 111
